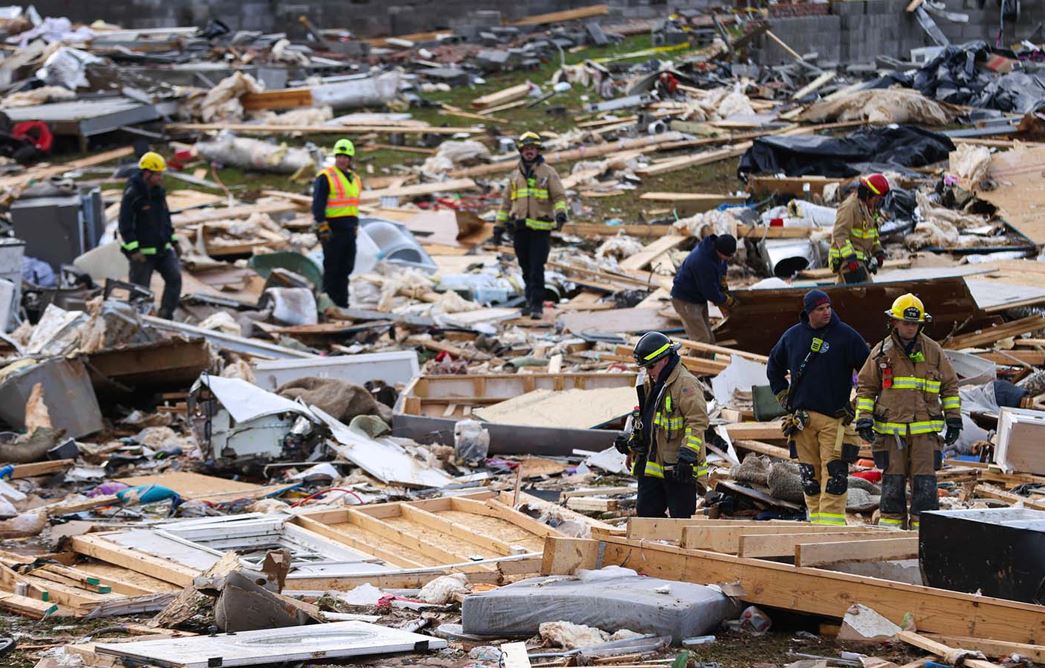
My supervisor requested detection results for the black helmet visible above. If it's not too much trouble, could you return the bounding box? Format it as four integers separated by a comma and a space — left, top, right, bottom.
633, 331, 677, 367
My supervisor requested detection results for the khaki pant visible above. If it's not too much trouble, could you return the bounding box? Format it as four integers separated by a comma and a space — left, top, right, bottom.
793, 411, 854, 526
872, 432, 940, 530
672, 297, 714, 344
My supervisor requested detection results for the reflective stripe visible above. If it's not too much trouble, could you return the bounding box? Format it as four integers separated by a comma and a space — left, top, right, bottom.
807, 512, 820, 523
879, 517, 904, 527
122, 240, 140, 252
644, 461, 665, 478
554, 200, 568, 212
693, 463, 708, 477
524, 218, 555, 231
849, 226, 879, 240
495, 211, 509, 223
941, 396, 960, 410
817, 513, 847, 526
511, 188, 550, 200
873, 419, 945, 436
322, 167, 360, 218
829, 240, 869, 261
890, 376, 940, 393
665, 396, 672, 412
644, 342, 672, 361
855, 398, 874, 411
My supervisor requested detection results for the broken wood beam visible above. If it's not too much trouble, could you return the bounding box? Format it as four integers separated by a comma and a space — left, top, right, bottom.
794, 536, 920, 566
674, 338, 770, 364
509, 4, 609, 26
897, 631, 1004, 668
470, 83, 532, 110
682, 524, 886, 554
168, 122, 482, 135
540, 535, 1045, 645
723, 421, 784, 441
5, 459, 74, 479
740, 532, 916, 559
943, 316, 1045, 350
734, 440, 791, 460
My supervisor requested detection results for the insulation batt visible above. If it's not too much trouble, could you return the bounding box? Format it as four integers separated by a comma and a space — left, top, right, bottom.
195, 133, 316, 174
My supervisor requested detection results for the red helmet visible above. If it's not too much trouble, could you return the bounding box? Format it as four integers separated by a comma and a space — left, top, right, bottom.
859, 173, 890, 196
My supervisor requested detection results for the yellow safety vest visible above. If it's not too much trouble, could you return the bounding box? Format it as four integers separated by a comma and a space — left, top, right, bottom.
322, 167, 361, 219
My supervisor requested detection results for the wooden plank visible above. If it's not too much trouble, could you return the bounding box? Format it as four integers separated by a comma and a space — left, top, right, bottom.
943, 316, 1045, 350
509, 4, 609, 26
794, 536, 920, 566
0, 591, 59, 618
906, 0, 926, 11
723, 421, 784, 441
898, 631, 1004, 668
399, 504, 516, 556
39, 564, 154, 596
619, 235, 687, 271
747, 175, 846, 197
765, 30, 804, 61
734, 440, 791, 460
541, 535, 1045, 645
168, 122, 480, 135
736, 223, 814, 238
635, 143, 752, 177
361, 178, 477, 202
924, 635, 1045, 663
561, 222, 675, 238
674, 338, 770, 364
70, 535, 199, 587
172, 201, 299, 225
791, 71, 837, 100
345, 508, 476, 565
0, 146, 134, 191
627, 517, 803, 542
638, 192, 747, 211
5, 459, 74, 478
683, 524, 886, 554
290, 515, 428, 568
240, 88, 313, 111
471, 83, 532, 110
973, 484, 1045, 511
740, 532, 915, 559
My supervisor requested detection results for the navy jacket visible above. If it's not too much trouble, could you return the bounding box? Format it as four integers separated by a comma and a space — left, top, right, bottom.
671, 235, 727, 306
767, 311, 870, 416
118, 171, 175, 256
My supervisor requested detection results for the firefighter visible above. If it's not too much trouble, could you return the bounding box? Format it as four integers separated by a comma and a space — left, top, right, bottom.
119, 151, 182, 320
495, 131, 568, 319
829, 173, 889, 284
854, 294, 962, 529
615, 332, 710, 518
312, 138, 362, 308
767, 290, 870, 526
670, 234, 738, 344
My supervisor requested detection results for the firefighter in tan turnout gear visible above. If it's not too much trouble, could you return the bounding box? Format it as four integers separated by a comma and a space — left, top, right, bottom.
830, 173, 889, 284
854, 294, 962, 529
495, 131, 568, 319
615, 332, 710, 518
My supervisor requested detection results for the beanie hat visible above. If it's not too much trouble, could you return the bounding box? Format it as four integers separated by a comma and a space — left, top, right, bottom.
803, 289, 831, 314
714, 234, 737, 256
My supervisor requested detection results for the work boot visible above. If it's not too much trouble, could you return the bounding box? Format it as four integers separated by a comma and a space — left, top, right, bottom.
520, 304, 533, 318
530, 305, 543, 320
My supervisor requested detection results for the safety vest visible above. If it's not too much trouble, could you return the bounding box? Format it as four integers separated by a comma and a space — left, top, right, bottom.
322, 167, 361, 219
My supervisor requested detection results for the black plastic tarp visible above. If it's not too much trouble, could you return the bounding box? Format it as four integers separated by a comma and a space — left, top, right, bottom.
738, 125, 955, 178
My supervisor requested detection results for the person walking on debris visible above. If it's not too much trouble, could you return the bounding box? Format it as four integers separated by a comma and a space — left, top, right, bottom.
494, 131, 568, 319
855, 294, 962, 530
767, 290, 870, 526
616, 332, 709, 518
312, 138, 362, 308
119, 151, 182, 320
830, 173, 889, 284
670, 233, 738, 344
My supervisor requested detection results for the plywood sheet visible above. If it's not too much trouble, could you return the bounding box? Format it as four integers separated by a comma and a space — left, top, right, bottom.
116, 472, 259, 500
981, 144, 1045, 244
475, 386, 635, 429
560, 307, 675, 335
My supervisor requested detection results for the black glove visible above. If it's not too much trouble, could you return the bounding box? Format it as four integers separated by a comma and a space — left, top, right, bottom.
491, 226, 504, 246
855, 417, 875, 444
613, 432, 631, 455
830, 257, 841, 272
313, 221, 332, 242
944, 417, 962, 445
555, 211, 567, 226
675, 447, 698, 482
875, 251, 886, 268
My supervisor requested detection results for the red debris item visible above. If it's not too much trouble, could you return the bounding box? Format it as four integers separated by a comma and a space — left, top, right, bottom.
11, 121, 52, 152
769, 217, 784, 227
434, 350, 455, 362
854, 458, 876, 469
852, 470, 882, 483
658, 72, 679, 94
166, 149, 193, 171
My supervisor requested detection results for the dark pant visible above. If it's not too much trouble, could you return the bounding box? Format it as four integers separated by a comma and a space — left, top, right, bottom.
128, 250, 182, 319
637, 474, 697, 518
322, 227, 357, 308
513, 226, 550, 312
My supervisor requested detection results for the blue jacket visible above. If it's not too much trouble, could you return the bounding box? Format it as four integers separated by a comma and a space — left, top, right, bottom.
767, 311, 870, 416
671, 235, 727, 306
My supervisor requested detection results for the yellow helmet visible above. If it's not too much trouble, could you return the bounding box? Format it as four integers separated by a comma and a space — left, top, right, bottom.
886, 293, 930, 323
333, 138, 355, 157
138, 151, 166, 172
516, 131, 543, 151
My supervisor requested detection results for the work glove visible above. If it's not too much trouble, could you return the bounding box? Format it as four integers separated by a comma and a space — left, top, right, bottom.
855, 417, 876, 444
944, 417, 963, 446
775, 388, 789, 409
491, 226, 505, 247
723, 292, 738, 309
781, 411, 806, 438
613, 432, 631, 455
868, 256, 879, 274
555, 211, 567, 228
845, 255, 860, 273
830, 257, 841, 272
130, 251, 147, 263
674, 447, 698, 482
313, 221, 332, 242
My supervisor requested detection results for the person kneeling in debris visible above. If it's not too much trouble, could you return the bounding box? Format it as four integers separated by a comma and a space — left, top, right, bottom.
855, 294, 962, 530
616, 332, 709, 518
495, 131, 568, 319
670, 233, 738, 344
767, 290, 869, 526
119, 151, 182, 320
312, 138, 362, 309
829, 173, 889, 284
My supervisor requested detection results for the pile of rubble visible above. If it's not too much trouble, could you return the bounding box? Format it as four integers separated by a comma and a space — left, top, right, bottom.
0, 1, 1043, 667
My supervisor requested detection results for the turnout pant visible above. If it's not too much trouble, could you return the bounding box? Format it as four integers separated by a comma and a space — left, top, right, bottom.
872, 432, 940, 530
671, 297, 714, 344
636, 474, 697, 519
128, 249, 182, 320
321, 226, 357, 308
513, 226, 551, 312
794, 411, 854, 525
